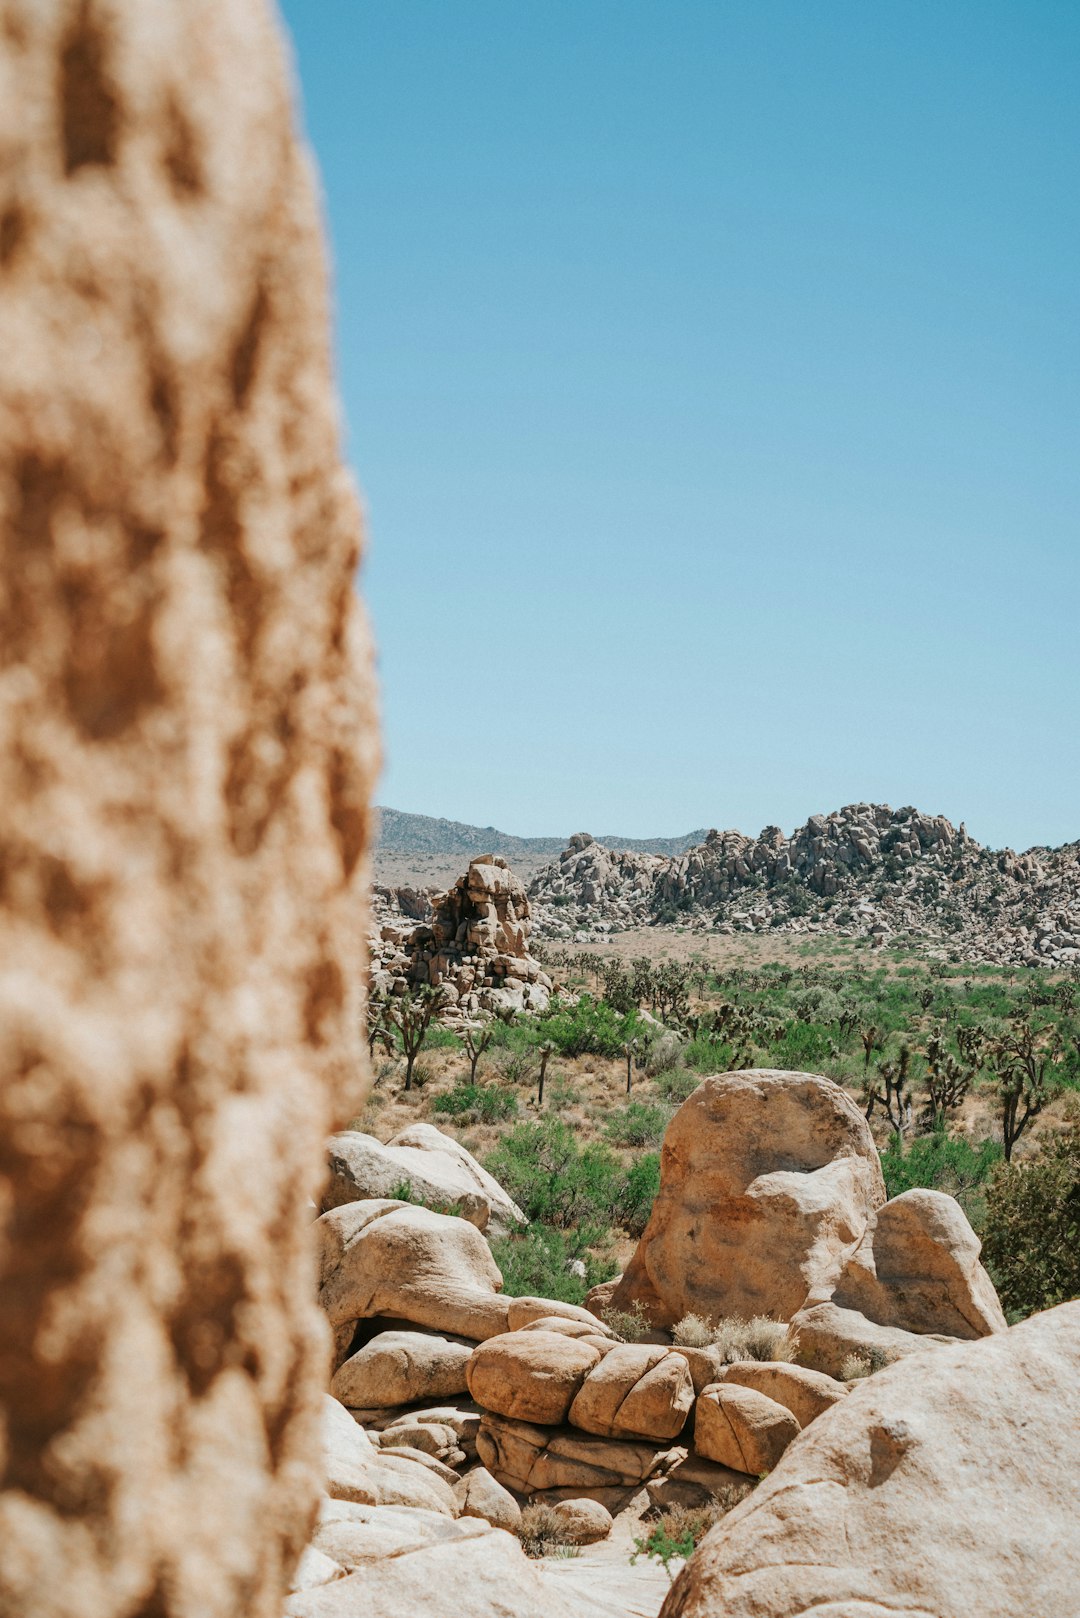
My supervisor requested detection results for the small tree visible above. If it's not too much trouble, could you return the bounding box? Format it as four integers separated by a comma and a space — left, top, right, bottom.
382, 984, 446, 1091
536, 1041, 555, 1107
461, 1018, 496, 1083
986, 1020, 1061, 1162
922, 1030, 972, 1131
624, 1038, 639, 1095
861, 1024, 883, 1071
982, 1111, 1080, 1316
864, 1046, 912, 1134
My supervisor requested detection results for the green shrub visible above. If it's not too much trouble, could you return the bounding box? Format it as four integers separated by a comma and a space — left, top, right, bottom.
489, 1222, 616, 1304
605, 1101, 673, 1148
484, 1119, 624, 1227
880, 1129, 1001, 1227
432, 1082, 517, 1122
682, 1037, 736, 1074
766, 1019, 835, 1069
656, 1068, 702, 1101
982, 1117, 1080, 1319
618, 1152, 662, 1236
535, 996, 644, 1058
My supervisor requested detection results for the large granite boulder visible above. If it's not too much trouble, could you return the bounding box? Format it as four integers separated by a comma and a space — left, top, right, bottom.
0, 3, 375, 1615
316, 1201, 512, 1352
608, 1071, 886, 1327
324, 1124, 525, 1235
662, 1301, 1080, 1618
332, 1329, 473, 1409
693, 1384, 800, 1475
568, 1343, 695, 1441
830, 1186, 1007, 1338
466, 1330, 607, 1425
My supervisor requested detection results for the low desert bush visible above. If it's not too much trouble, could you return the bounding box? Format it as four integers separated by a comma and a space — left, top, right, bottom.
489, 1222, 617, 1305
672, 1313, 797, 1362
981, 1113, 1080, 1319
516, 1503, 577, 1558
534, 996, 644, 1058
605, 1101, 673, 1148
631, 1492, 749, 1579
485, 1118, 659, 1236
880, 1129, 1001, 1220
643, 1030, 684, 1077
839, 1346, 899, 1379
601, 1300, 653, 1342
432, 1082, 517, 1123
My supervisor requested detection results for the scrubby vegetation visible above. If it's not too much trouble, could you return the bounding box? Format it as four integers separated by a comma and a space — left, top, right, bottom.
365, 942, 1080, 1322
671, 1314, 797, 1362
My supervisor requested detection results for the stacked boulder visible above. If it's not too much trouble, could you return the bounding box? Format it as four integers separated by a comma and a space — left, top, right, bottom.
369, 855, 553, 1016
526, 832, 664, 935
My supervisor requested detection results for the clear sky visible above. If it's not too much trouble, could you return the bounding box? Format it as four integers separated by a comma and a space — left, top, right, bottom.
279, 0, 1079, 851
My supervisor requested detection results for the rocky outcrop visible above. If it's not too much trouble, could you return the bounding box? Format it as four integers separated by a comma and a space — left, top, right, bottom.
608, 1070, 886, 1327
0, 4, 376, 1617
370, 856, 553, 1016
661, 1301, 1080, 1618
693, 1384, 800, 1474
527, 807, 1080, 965
323, 1123, 526, 1234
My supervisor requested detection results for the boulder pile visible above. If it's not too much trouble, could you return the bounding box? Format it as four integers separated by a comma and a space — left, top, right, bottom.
297, 1072, 1079, 1614
527, 803, 1080, 964
370, 855, 554, 1016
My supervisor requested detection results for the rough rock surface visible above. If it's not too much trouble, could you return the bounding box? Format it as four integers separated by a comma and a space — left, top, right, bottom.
452, 1465, 522, 1531
477, 1413, 672, 1494
370, 855, 553, 1015
323, 1123, 525, 1234
662, 1301, 1080, 1618
317, 1201, 511, 1352
331, 1329, 473, 1410
466, 1330, 606, 1426
321, 1398, 457, 1516
550, 1496, 614, 1544
693, 1384, 800, 1475
609, 1071, 885, 1326
713, 1362, 848, 1427
567, 1344, 695, 1441
0, 4, 376, 1617
830, 1186, 1007, 1339
791, 1299, 957, 1378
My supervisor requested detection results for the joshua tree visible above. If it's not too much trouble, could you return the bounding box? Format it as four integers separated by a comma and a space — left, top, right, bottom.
461, 1017, 497, 1083
861, 1024, 883, 1071
380, 984, 446, 1092
986, 1020, 1061, 1161
624, 1038, 638, 1095
537, 1041, 555, 1107
922, 1030, 972, 1131
864, 1045, 912, 1134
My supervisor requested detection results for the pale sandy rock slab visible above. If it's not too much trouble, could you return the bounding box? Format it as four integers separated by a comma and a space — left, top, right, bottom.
551, 1497, 614, 1544
694, 1384, 800, 1475
284, 1523, 576, 1618
477, 1413, 673, 1493
324, 1124, 524, 1235
792, 1299, 956, 1378
0, 3, 377, 1617
311, 1497, 471, 1566
321, 1397, 457, 1515
332, 1329, 473, 1408
609, 1071, 885, 1327
467, 1329, 605, 1425
507, 1296, 617, 1334
831, 1186, 1007, 1338
317, 1200, 511, 1349
288, 1548, 346, 1594
453, 1465, 522, 1531
714, 1362, 848, 1427
662, 1301, 1080, 1618
568, 1344, 694, 1441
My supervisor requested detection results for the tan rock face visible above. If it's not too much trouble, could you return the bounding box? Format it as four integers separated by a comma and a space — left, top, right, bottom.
609, 1071, 885, 1327
693, 1384, 800, 1475
476, 1413, 671, 1494
466, 1330, 605, 1425
316, 1201, 511, 1351
792, 1299, 957, 1378
567, 1344, 695, 1441
323, 1124, 525, 1236
0, 4, 376, 1617
831, 1187, 1007, 1338
331, 1330, 473, 1410
714, 1362, 847, 1427
663, 1301, 1080, 1618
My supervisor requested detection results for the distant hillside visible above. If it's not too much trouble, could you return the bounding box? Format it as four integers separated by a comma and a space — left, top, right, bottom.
374, 808, 708, 860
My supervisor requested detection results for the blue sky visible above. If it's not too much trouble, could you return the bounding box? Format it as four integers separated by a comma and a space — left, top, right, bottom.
279, 1, 1079, 851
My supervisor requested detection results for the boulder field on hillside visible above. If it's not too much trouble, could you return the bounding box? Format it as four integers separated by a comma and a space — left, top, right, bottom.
283, 1074, 1080, 1616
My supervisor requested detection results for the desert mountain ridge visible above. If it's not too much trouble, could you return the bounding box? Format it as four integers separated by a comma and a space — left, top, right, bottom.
375, 806, 709, 859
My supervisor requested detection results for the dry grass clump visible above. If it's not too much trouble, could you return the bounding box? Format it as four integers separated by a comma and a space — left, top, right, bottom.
672, 1313, 798, 1363
839, 1346, 900, 1380
516, 1503, 577, 1558
601, 1300, 653, 1343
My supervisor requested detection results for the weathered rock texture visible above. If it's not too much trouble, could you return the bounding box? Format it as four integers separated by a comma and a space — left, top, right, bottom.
662, 1301, 1080, 1618
0, 4, 376, 1616
609, 1071, 886, 1327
